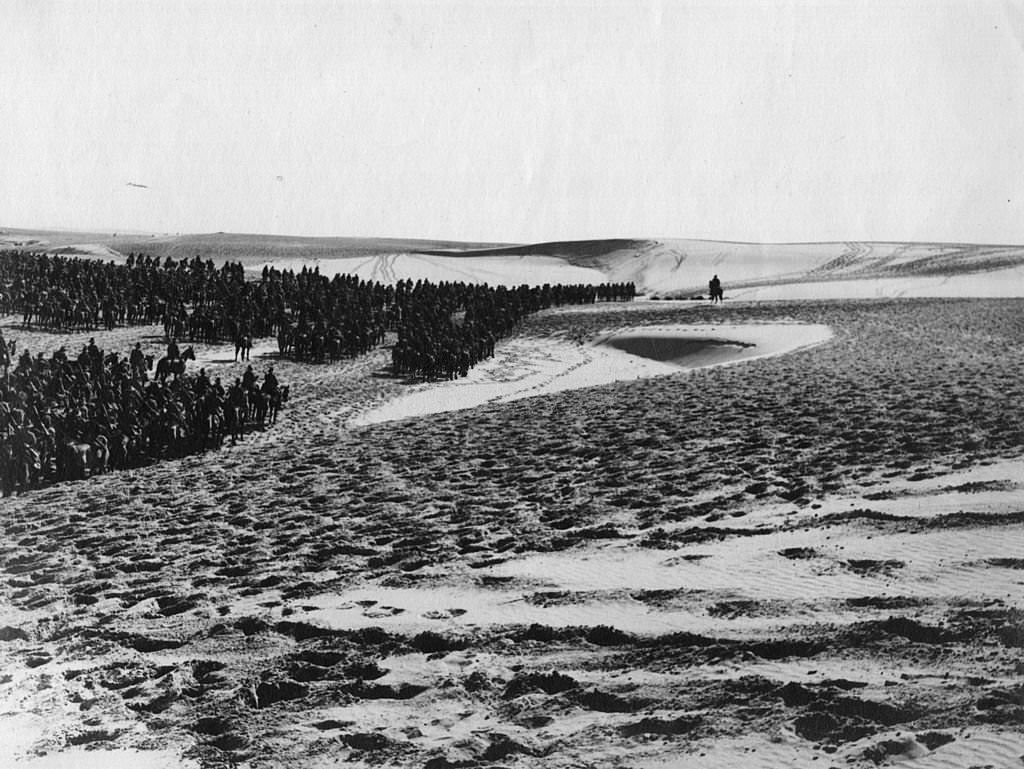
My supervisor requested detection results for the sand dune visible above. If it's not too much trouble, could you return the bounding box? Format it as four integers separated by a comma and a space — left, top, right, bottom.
412, 237, 1024, 297
3, 237, 1024, 767
9, 227, 1024, 297
248, 238, 1024, 297
596, 239, 1024, 297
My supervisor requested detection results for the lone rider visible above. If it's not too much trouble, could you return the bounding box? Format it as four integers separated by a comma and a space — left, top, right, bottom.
709, 275, 722, 304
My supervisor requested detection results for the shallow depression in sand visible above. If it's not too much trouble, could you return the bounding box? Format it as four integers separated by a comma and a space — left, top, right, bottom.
353, 322, 832, 426
600, 334, 755, 367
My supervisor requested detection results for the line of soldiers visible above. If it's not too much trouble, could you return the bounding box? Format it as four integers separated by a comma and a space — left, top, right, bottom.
1, 249, 636, 383
1, 250, 224, 332
0, 251, 390, 361
0, 329, 287, 496
391, 280, 636, 380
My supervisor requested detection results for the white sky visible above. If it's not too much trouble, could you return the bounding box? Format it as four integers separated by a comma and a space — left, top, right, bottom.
2, 0, 1023, 244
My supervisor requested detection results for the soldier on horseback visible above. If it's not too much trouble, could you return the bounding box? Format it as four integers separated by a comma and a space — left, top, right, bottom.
709, 275, 723, 304
0, 329, 9, 375
194, 367, 210, 394
130, 343, 146, 381
263, 366, 278, 396
227, 378, 247, 443
242, 364, 257, 392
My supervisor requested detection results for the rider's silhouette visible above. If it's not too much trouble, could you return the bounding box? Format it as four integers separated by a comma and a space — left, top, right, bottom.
709, 275, 722, 304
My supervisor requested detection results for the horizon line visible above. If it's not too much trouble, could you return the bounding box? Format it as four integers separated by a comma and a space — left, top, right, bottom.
3, 224, 1024, 250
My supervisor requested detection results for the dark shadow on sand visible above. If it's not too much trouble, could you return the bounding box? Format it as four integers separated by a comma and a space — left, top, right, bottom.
601, 335, 755, 368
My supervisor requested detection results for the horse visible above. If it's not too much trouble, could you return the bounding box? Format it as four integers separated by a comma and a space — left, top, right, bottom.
1, 443, 39, 495
277, 324, 292, 357
106, 430, 133, 471
248, 389, 269, 426
234, 333, 253, 362
155, 346, 196, 382
197, 408, 224, 450
133, 354, 154, 383
62, 442, 94, 480
224, 401, 245, 444
267, 385, 289, 425
90, 435, 110, 476
60, 436, 109, 480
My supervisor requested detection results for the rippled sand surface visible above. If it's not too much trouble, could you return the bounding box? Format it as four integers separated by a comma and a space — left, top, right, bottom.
3, 298, 1024, 768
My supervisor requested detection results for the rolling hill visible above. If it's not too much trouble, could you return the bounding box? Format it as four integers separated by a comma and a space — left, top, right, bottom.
4, 227, 1024, 297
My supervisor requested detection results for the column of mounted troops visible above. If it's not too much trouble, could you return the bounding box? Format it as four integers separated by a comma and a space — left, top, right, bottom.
0, 330, 288, 496
0, 249, 634, 493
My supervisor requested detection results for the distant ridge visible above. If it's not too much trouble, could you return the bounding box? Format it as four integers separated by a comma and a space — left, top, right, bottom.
3, 227, 1024, 297
102, 232, 516, 266
414, 238, 647, 260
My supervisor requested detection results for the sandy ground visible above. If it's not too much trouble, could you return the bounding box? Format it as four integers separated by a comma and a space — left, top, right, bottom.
10, 227, 1024, 298
725, 265, 1024, 301
354, 317, 832, 426
2, 297, 1024, 768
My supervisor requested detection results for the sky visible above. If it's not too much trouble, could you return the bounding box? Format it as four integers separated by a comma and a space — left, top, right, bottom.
2, 0, 1024, 244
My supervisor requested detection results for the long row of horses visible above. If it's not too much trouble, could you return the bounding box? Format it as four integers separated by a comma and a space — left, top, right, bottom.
2, 251, 636, 384
1, 248, 638, 495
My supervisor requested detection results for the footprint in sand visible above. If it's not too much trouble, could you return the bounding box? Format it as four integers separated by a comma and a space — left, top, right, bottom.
422, 608, 468, 620
364, 605, 405, 618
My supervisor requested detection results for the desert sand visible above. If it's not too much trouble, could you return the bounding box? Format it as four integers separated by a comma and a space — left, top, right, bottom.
8, 228, 1024, 298
2, 235, 1024, 769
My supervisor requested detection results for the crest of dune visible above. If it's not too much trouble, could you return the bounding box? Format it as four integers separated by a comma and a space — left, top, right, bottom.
424, 238, 1024, 298
9, 228, 1024, 298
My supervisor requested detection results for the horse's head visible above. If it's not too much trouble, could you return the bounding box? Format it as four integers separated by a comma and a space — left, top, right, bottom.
183, 347, 196, 361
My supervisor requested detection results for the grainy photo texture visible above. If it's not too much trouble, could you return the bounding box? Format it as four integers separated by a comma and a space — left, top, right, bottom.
2, 2, 1024, 768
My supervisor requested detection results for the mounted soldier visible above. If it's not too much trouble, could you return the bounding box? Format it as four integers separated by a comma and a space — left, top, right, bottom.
242, 364, 257, 392
130, 343, 146, 381
0, 329, 9, 377
194, 367, 210, 395
262, 366, 279, 396
709, 275, 723, 304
